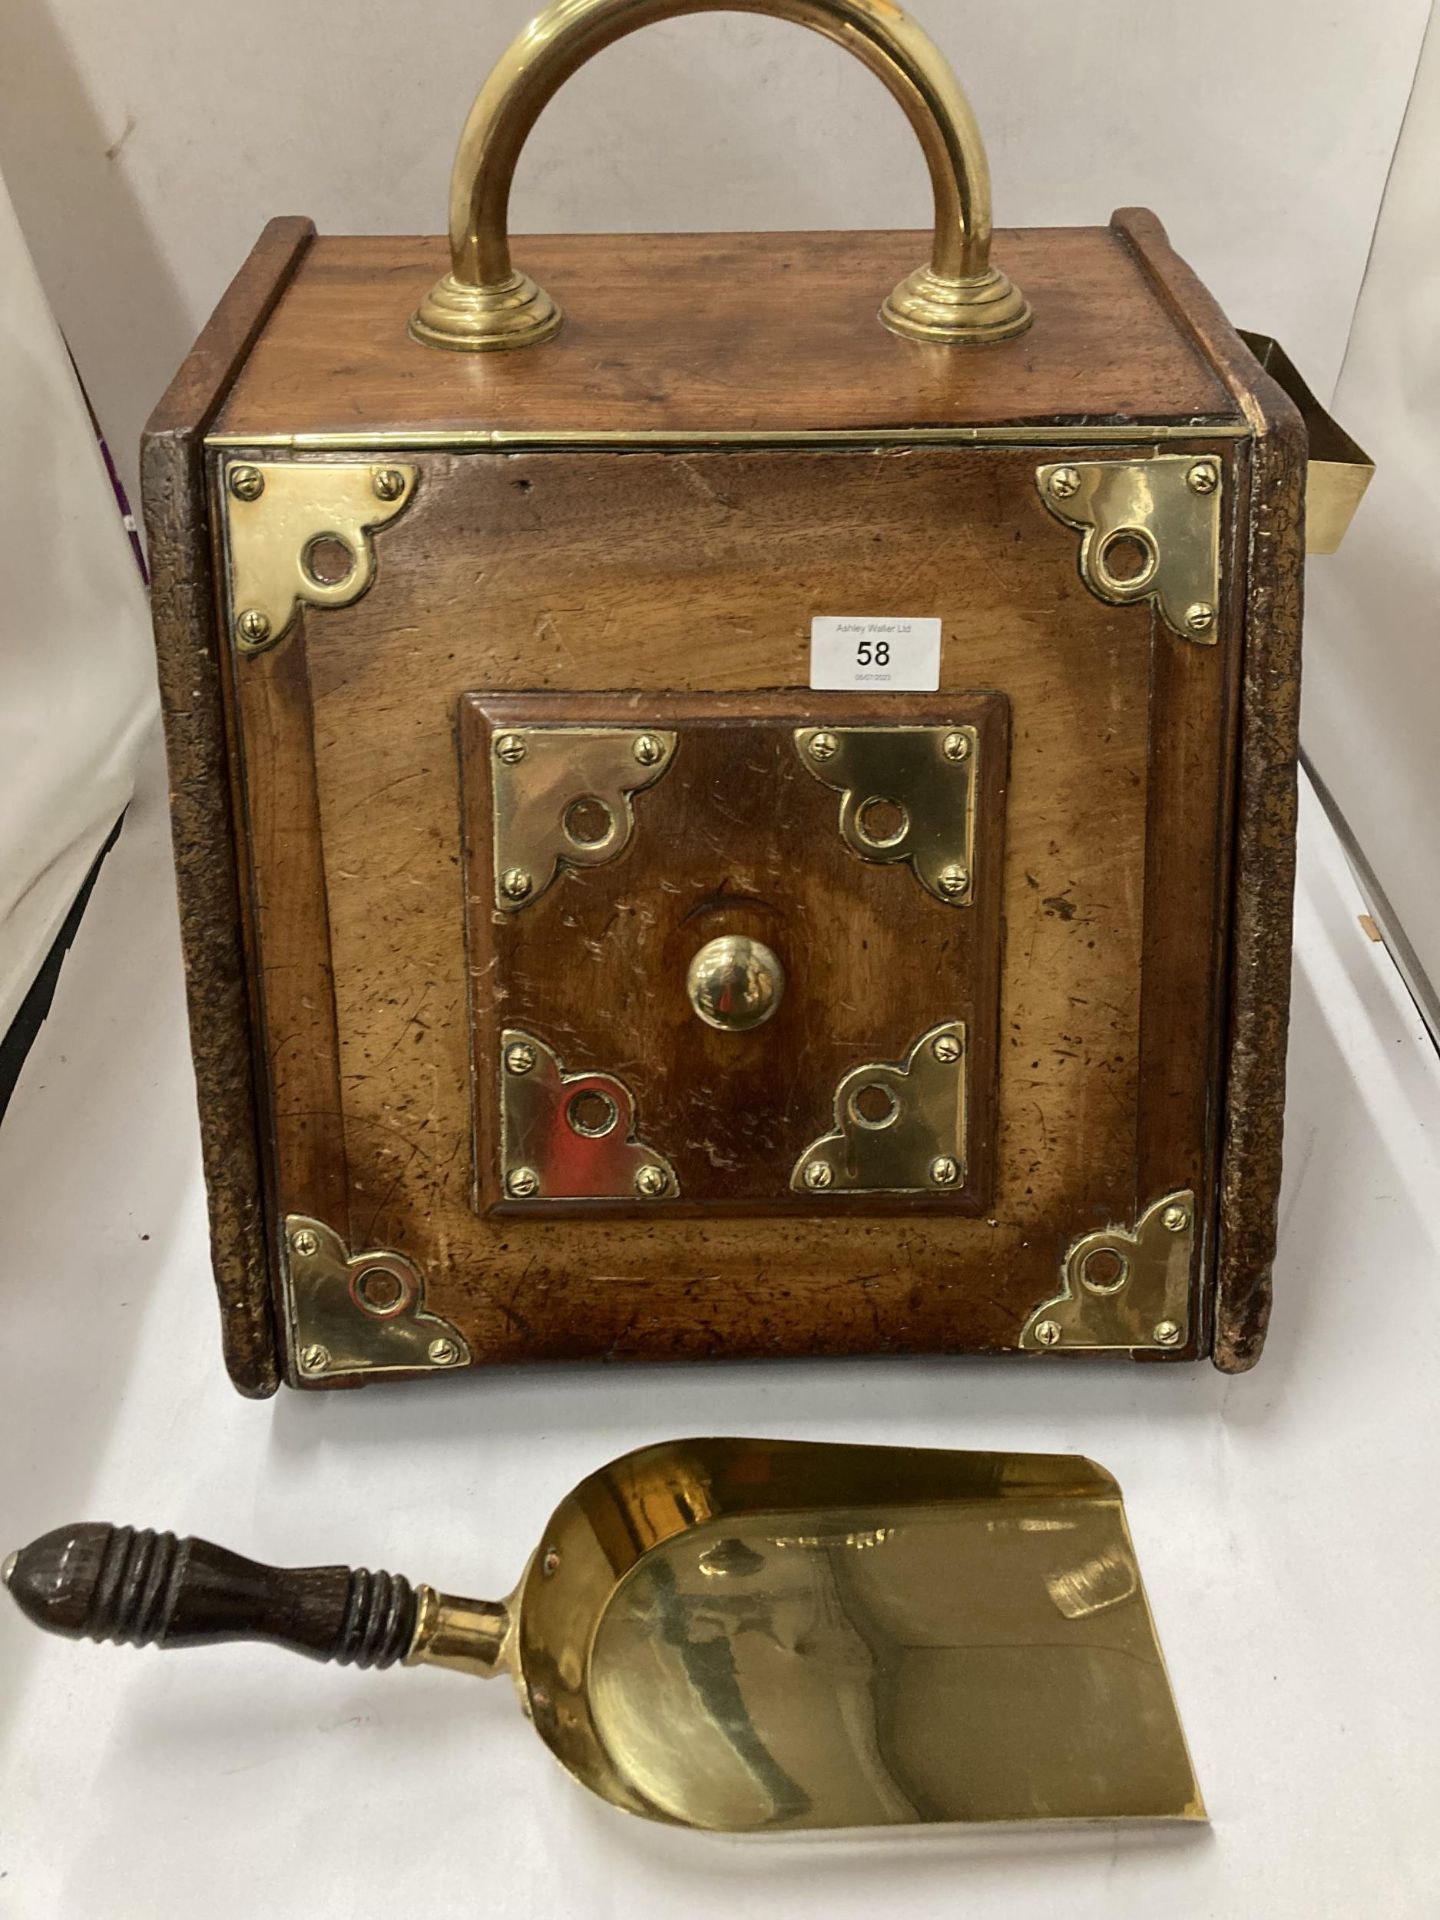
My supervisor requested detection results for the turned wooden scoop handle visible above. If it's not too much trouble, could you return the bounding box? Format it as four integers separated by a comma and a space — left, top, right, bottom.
4, 1524, 416, 1669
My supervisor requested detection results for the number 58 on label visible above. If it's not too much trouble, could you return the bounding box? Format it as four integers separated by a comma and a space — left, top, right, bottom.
809, 617, 942, 692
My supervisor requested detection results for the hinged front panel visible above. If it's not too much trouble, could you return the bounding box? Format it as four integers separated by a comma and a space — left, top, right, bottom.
460, 694, 1008, 1217
207, 438, 1242, 1381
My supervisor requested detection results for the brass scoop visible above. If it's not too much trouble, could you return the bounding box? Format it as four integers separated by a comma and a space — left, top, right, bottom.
5, 1438, 1202, 1831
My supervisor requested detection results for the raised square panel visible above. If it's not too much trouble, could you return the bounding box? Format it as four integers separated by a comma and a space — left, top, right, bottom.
460, 691, 1009, 1217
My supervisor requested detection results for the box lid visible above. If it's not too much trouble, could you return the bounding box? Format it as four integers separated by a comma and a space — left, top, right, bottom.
210, 223, 1242, 447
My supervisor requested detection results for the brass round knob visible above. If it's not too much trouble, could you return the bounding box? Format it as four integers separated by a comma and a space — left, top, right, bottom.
685, 935, 784, 1033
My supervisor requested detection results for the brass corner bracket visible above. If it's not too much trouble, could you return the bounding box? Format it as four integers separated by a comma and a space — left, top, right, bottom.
1036, 458, 1222, 642
791, 1021, 967, 1197
490, 725, 676, 913
1020, 1190, 1196, 1353
795, 725, 979, 906
222, 460, 418, 656
498, 1028, 678, 1203
283, 1215, 469, 1382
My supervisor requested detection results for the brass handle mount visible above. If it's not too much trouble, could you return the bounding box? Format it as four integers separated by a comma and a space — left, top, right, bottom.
411, 0, 1032, 353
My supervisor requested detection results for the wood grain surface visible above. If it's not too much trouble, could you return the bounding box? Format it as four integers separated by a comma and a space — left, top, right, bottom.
224, 439, 1240, 1369
212, 227, 1240, 442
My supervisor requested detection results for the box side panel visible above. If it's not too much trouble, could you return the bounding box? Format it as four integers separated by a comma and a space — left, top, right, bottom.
1218, 414, 1306, 1369
1114, 208, 1307, 1372
141, 215, 316, 1397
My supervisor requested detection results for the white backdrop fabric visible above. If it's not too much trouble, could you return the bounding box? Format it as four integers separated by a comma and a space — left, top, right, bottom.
1304, 6, 1440, 1024
0, 168, 154, 1040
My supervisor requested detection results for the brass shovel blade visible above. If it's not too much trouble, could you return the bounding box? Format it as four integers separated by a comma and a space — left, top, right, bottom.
514, 1439, 1203, 1831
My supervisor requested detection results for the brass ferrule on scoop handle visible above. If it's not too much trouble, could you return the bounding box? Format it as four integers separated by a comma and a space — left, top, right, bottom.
3, 1524, 506, 1681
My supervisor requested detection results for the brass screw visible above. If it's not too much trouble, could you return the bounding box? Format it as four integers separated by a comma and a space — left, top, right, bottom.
228, 464, 265, 502
299, 1343, 330, 1372
937, 864, 970, 899
1187, 461, 1219, 495
633, 734, 666, 767
1048, 467, 1081, 499
427, 1337, 460, 1367
372, 467, 407, 502
1034, 1319, 1062, 1348
500, 867, 533, 902
941, 731, 971, 762
929, 1155, 960, 1187
1186, 603, 1215, 634
291, 1227, 320, 1258
932, 1032, 963, 1064
494, 733, 527, 764
506, 1166, 540, 1198
1153, 1320, 1183, 1348
1162, 1203, 1191, 1234
804, 1161, 834, 1191
504, 1042, 537, 1075
807, 732, 839, 762
236, 608, 271, 648
635, 1164, 668, 1198
542, 1546, 561, 1577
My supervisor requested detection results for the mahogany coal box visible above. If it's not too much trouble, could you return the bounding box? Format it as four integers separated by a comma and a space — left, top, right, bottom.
142, 0, 1370, 1395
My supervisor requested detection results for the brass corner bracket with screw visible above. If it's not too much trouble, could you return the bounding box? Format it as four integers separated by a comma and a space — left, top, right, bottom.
283, 1216, 469, 1383
795, 725, 980, 906
497, 1028, 678, 1206
1020, 1190, 1197, 1353
490, 724, 676, 912
791, 1021, 967, 1197
1036, 457, 1222, 642
223, 460, 418, 656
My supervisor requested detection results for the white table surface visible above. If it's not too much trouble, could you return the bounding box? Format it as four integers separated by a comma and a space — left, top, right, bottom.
2, 733, 1438, 1920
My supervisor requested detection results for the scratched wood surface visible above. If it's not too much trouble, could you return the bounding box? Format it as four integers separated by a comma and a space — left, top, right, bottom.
224, 441, 1240, 1365
211, 227, 1240, 442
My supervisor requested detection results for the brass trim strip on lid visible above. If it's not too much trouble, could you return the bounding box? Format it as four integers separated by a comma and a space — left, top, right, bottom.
206, 422, 1250, 453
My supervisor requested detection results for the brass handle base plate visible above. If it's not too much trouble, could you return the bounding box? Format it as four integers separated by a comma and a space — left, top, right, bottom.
882, 264, 1032, 346
409, 270, 561, 354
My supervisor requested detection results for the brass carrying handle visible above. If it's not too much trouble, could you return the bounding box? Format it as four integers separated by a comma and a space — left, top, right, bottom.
410, 0, 1031, 352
